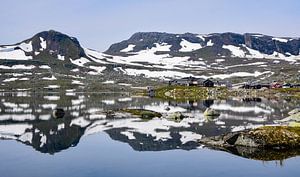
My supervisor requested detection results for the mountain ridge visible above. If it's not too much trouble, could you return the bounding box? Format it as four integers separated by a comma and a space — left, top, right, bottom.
0, 30, 300, 90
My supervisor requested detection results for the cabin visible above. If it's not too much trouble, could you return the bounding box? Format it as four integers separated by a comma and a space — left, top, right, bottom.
169, 77, 215, 87
292, 84, 300, 88
203, 79, 214, 87
242, 83, 262, 89
242, 82, 270, 89
169, 77, 200, 86
242, 98, 262, 103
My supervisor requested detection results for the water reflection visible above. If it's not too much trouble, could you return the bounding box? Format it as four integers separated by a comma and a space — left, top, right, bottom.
0, 91, 299, 160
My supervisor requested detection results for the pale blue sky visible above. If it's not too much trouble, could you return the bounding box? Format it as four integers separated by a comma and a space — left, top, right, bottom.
0, 0, 299, 51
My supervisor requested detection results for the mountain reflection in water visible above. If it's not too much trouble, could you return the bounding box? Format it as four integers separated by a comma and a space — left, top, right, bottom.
0, 91, 298, 161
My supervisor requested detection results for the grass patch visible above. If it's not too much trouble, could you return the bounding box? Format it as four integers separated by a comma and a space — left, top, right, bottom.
155, 85, 228, 101
121, 109, 162, 119
250, 126, 300, 148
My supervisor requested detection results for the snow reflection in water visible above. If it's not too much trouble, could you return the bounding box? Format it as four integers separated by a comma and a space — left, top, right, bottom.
0, 92, 297, 154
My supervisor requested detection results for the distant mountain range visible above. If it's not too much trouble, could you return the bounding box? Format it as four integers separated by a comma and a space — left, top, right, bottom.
106, 32, 300, 58
0, 30, 299, 90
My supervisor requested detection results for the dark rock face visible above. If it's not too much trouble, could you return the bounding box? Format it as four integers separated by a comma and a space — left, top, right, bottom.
23, 30, 86, 60
105, 32, 300, 58
105, 32, 205, 54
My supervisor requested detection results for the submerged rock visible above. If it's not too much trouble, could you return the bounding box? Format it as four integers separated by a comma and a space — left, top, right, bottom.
52, 108, 65, 119
203, 108, 220, 117
164, 106, 171, 111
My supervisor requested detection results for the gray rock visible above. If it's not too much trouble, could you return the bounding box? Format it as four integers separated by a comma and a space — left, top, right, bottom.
52, 108, 65, 119
167, 112, 185, 121
203, 108, 220, 117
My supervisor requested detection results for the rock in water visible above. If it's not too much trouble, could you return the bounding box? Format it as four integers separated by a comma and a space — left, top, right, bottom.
52, 108, 65, 119
164, 106, 171, 111
167, 112, 185, 121
121, 109, 162, 119
203, 108, 220, 117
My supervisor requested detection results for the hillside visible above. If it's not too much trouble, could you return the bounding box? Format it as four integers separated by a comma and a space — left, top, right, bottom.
0, 30, 300, 91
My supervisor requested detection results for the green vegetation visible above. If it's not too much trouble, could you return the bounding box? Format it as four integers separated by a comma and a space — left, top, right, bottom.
273, 88, 300, 98
249, 126, 300, 148
121, 109, 162, 119
154, 85, 229, 101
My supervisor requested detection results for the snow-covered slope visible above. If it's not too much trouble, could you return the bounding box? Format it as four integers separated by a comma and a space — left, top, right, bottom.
0, 30, 300, 87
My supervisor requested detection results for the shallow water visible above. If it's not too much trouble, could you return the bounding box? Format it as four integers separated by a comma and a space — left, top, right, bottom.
0, 92, 299, 177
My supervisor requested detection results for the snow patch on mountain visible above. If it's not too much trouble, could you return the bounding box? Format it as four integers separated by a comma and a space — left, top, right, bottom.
0, 48, 33, 60
19, 41, 33, 52
0, 65, 35, 70
84, 48, 110, 64
223, 45, 246, 57
3, 78, 18, 82
207, 40, 214, 46
42, 75, 57, 81
179, 39, 202, 52
70, 57, 90, 67
272, 37, 289, 43
40, 37, 47, 50
88, 66, 106, 75
57, 54, 65, 61
197, 35, 206, 41
108, 43, 191, 69
121, 44, 135, 52
211, 71, 272, 80
39, 65, 51, 69
123, 68, 194, 80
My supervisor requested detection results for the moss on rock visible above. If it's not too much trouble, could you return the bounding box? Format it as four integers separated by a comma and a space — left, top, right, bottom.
155, 86, 228, 101
121, 109, 162, 119
200, 126, 300, 149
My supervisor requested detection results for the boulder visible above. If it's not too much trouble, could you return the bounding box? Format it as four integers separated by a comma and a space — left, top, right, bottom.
203, 108, 220, 117
164, 106, 171, 111
167, 112, 185, 121
52, 108, 65, 119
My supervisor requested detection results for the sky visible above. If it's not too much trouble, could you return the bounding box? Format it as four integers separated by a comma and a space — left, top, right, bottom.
0, 0, 300, 51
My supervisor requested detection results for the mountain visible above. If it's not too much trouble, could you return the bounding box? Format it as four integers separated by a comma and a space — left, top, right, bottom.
0, 30, 300, 91
103, 32, 300, 83
106, 32, 300, 58
0, 30, 87, 60
0, 30, 118, 91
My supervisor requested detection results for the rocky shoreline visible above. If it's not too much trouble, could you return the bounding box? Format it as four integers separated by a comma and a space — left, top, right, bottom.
200, 126, 300, 149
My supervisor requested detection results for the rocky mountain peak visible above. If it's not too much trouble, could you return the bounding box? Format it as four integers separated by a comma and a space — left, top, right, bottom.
25, 30, 86, 60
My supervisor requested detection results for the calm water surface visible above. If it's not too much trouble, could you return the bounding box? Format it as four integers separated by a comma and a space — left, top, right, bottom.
0, 92, 299, 177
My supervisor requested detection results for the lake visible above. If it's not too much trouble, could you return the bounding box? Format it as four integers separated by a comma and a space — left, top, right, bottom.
0, 91, 299, 177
